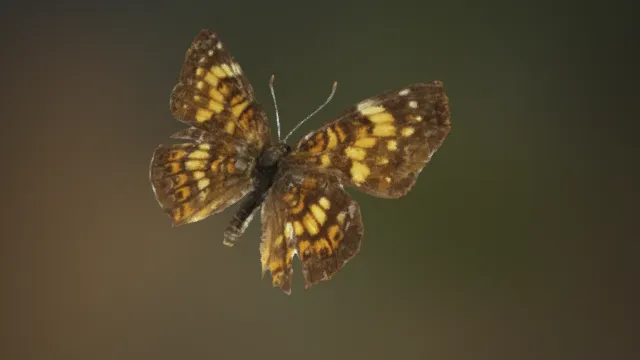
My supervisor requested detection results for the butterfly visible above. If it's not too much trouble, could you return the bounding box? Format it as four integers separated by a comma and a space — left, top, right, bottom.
149, 29, 452, 294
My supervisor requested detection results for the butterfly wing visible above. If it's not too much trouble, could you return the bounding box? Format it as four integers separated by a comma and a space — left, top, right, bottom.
170, 29, 271, 150
288, 81, 451, 198
149, 134, 257, 226
150, 30, 274, 226
260, 168, 363, 294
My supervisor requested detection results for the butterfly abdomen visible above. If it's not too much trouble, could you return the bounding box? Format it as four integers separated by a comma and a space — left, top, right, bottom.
223, 143, 291, 246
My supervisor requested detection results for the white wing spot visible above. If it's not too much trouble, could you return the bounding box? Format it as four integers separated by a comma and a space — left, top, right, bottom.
216, 42, 223, 50
207, 49, 214, 56
399, 88, 411, 96
284, 222, 294, 240
199, 57, 206, 63
231, 62, 242, 75
357, 99, 377, 112
408, 100, 418, 108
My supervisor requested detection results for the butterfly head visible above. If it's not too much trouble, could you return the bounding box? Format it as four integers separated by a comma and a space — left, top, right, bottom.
257, 143, 291, 169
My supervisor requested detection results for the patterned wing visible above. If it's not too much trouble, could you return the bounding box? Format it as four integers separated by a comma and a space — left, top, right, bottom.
170, 29, 271, 150
149, 132, 257, 226
260, 169, 363, 294
287, 81, 451, 198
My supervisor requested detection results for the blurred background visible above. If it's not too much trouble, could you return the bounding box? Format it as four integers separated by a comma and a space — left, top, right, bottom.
1, 0, 637, 359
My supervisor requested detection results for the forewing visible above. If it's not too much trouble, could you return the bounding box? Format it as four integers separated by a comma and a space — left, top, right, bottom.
288, 81, 451, 198
149, 138, 256, 226
170, 29, 271, 149
260, 169, 363, 294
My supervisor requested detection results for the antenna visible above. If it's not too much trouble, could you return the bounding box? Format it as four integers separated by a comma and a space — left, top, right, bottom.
283, 81, 338, 143
269, 74, 281, 140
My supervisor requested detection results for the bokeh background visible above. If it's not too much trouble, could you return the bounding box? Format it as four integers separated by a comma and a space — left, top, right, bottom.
2, 0, 637, 359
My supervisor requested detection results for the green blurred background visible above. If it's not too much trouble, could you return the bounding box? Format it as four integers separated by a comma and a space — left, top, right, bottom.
2, 0, 636, 359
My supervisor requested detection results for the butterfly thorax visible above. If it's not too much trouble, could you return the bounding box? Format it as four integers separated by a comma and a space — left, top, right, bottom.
256, 143, 291, 172
254, 142, 291, 189
222, 143, 291, 246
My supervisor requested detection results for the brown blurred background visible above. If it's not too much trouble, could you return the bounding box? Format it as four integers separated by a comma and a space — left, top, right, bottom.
1, 0, 637, 359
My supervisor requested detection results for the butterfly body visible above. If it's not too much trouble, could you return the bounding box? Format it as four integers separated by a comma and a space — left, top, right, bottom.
223, 143, 291, 246
150, 30, 451, 294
